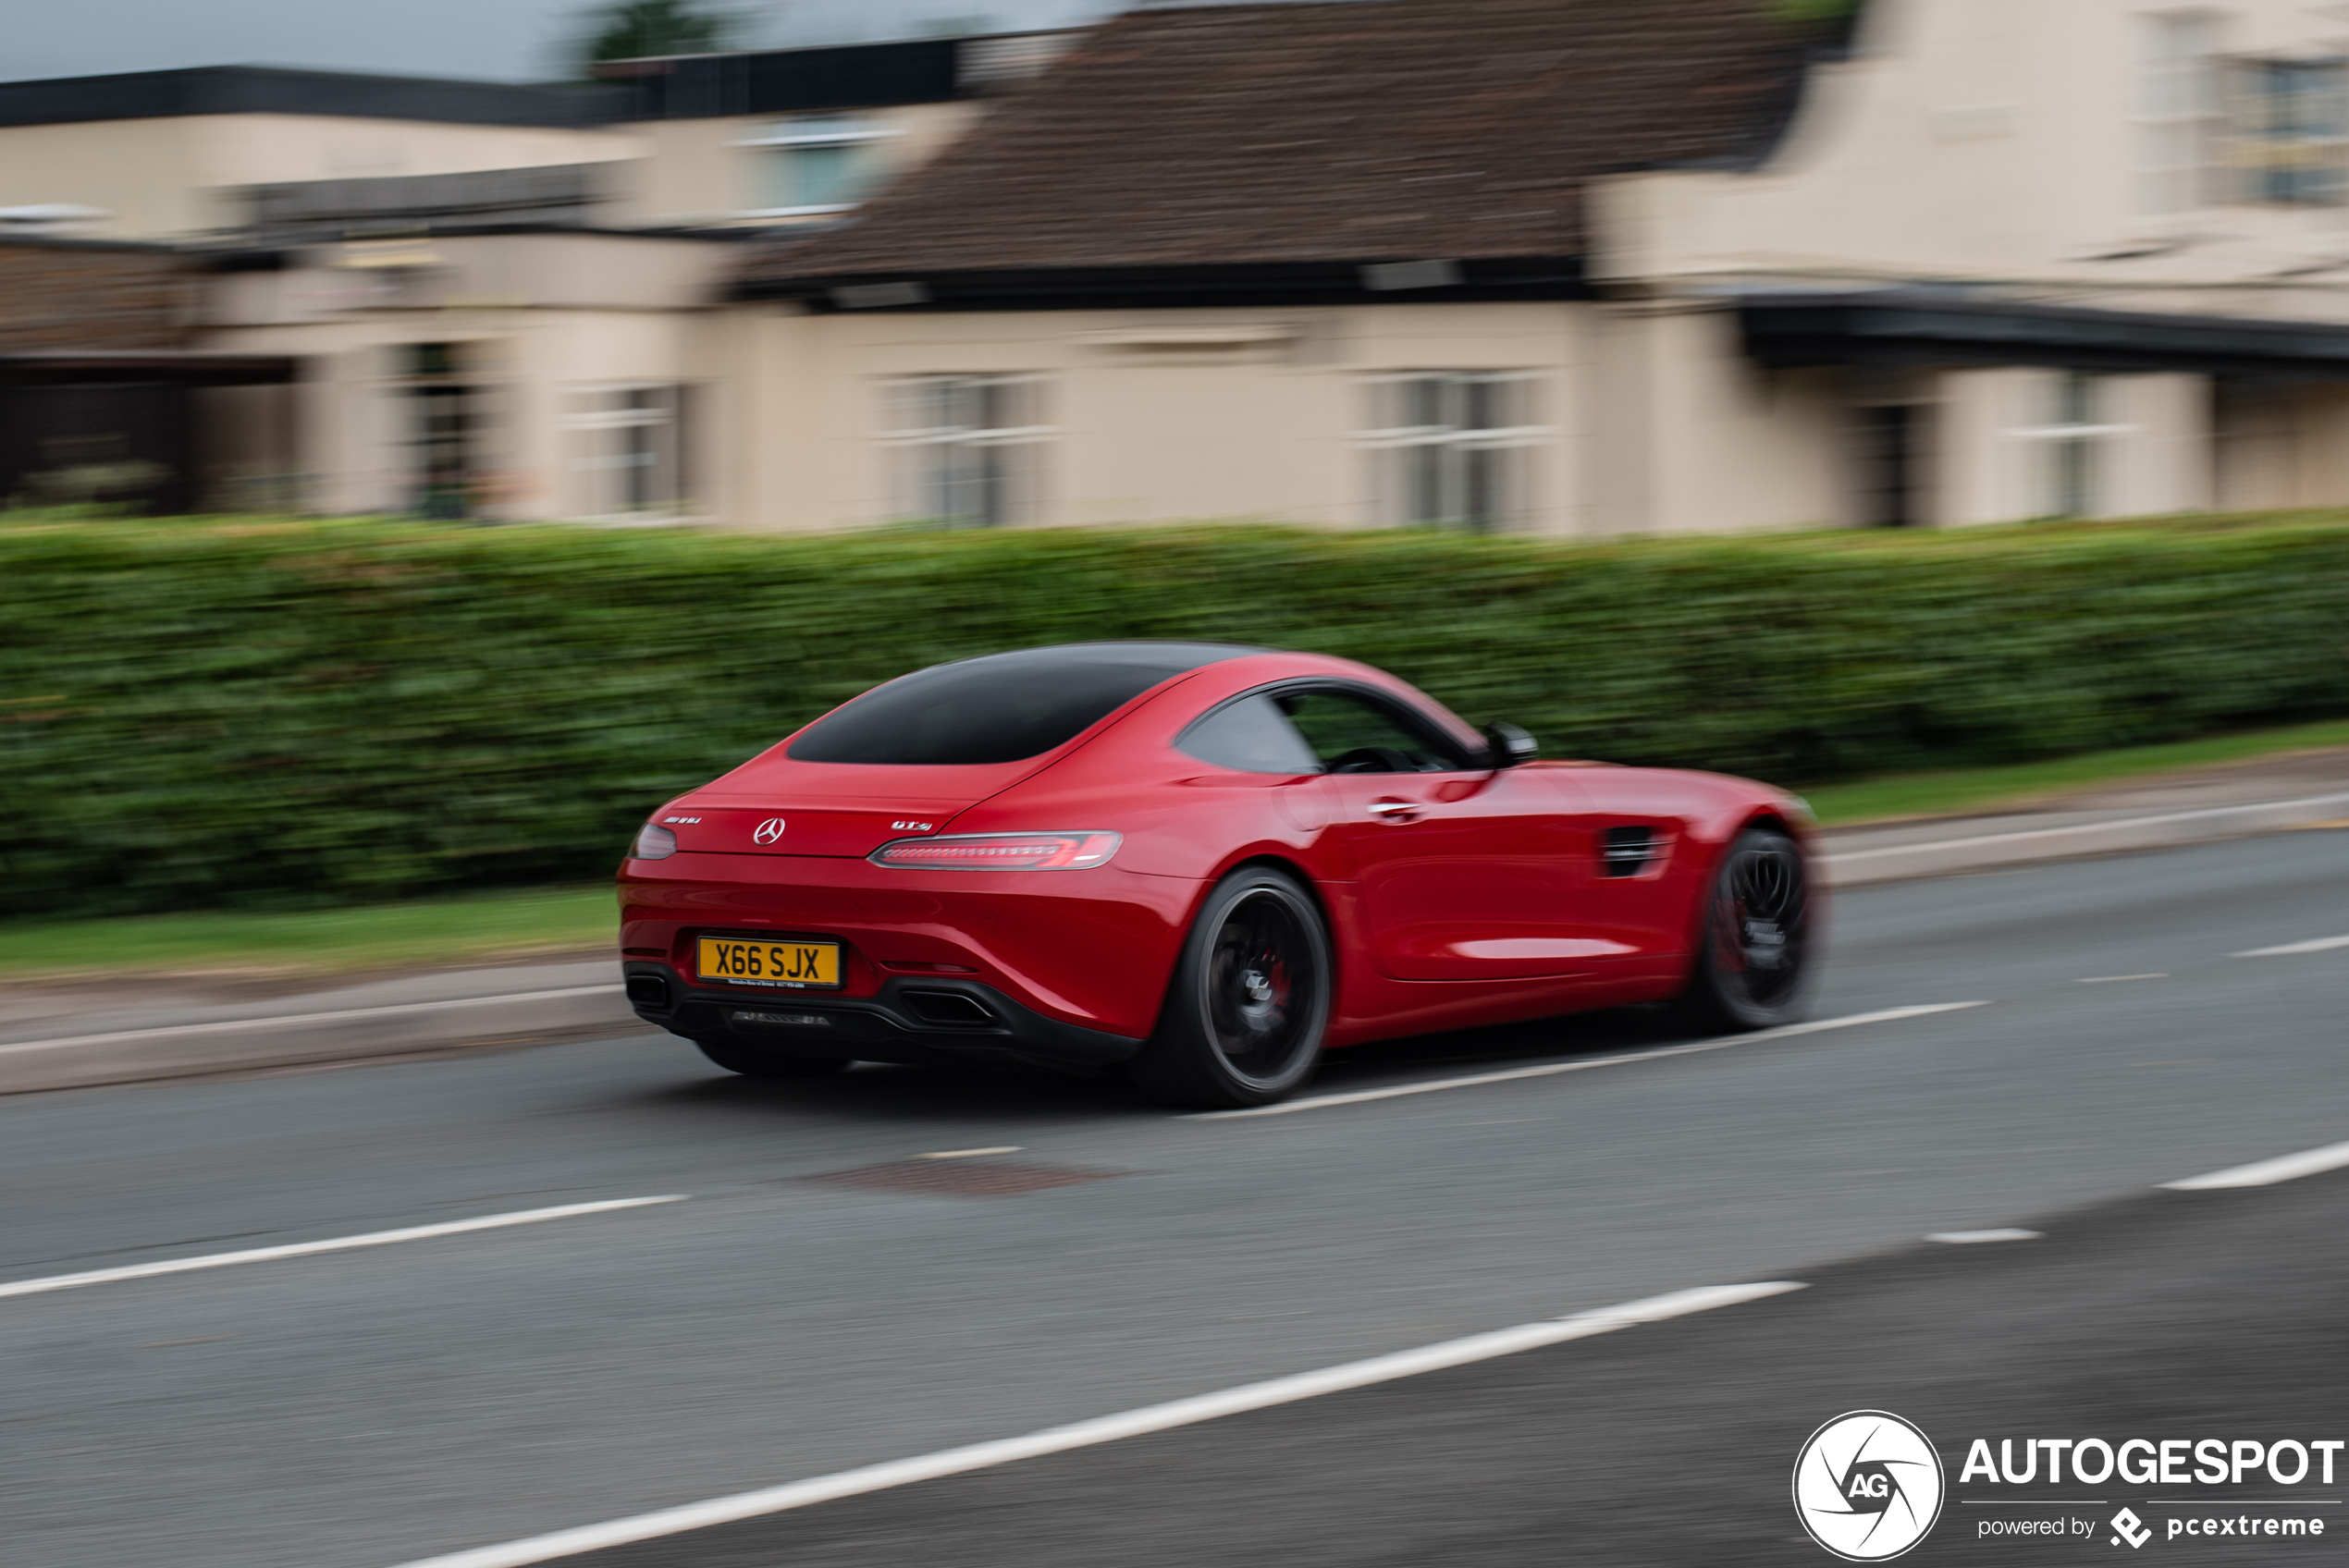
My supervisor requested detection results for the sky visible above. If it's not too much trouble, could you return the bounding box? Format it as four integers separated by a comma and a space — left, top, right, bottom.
6, 0, 1129, 84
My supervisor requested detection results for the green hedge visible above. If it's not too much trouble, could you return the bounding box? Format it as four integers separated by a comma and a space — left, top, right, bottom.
6, 514, 2349, 917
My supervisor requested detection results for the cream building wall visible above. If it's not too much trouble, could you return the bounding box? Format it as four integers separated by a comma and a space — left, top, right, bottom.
1580, 0, 2349, 529
713, 301, 1589, 534
204, 232, 732, 518
0, 115, 635, 239
1593, 0, 2349, 301
1589, 303, 1847, 534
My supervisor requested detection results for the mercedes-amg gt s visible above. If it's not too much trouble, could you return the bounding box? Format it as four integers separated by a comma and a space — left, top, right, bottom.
618, 643, 1816, 1108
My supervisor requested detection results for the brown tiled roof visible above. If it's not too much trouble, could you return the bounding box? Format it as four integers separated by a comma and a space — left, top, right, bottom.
740, 0, 1821, 288
0, 240, 194, 351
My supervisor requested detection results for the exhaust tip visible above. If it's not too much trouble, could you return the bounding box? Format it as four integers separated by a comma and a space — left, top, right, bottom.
903, 989, 996, 1028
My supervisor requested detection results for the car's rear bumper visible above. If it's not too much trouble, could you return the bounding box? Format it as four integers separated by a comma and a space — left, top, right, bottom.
621, 962, 1145, 1072
618, 851, 1198, 1044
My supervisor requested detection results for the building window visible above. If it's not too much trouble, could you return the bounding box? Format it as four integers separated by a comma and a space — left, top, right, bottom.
565, 385, 694, 518
2224, 56, 2349, 204
884, 375, 1049, 528
2138, 13, 2220, 215
394, 341, 485, 520
1853, 404, 1929, 528
1359, 374, 1542, 532
739, 115, 896, 215
2017, 373, 2128, 519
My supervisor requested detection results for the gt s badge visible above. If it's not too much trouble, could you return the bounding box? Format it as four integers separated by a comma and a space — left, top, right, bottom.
753, 818, 787, 845
892, 821, 935, 833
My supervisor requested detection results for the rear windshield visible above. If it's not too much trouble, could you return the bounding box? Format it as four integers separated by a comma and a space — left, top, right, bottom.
788, 644, 1252, 766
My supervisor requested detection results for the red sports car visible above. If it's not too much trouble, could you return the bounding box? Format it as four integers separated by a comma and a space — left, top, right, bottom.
618, 643, 1817, 1108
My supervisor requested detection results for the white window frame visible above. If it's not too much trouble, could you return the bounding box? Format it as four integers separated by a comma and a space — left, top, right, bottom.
2221, 53, 2349, 206
1356, 372, 1549, 533
881, 374, 1054, 529
563, 382, 695, 521
2136, 11, 2223, 218
2009, 372, 2135, 520
734, 114, 902, 217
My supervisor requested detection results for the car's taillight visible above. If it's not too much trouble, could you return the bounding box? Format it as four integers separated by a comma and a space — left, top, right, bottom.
633, 823, 679, 861
870, 832, 1123, 871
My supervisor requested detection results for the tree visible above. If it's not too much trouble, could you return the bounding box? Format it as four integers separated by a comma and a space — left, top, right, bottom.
581, 0, 738, 71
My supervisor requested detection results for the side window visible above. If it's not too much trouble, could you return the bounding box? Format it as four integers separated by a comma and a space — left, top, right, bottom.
1279, 689, 1464, 774
1177, 695, 1322, 775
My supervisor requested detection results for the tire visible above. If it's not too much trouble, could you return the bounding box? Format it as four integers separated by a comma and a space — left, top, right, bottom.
1127, 866, 1333, 1109
1667, 826, 1816, 1034
695, 1036, 851, 1080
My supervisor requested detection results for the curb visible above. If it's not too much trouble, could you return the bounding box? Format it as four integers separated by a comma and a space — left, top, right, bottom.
0, 984, 637, 1096
1821, 790, 2349, 888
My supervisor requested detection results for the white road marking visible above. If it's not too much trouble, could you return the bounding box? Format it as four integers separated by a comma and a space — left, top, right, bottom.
1927, 1229, 2043, 1244
2077, 974, 2168, 984
1191, 1003, 1992, 1121
2232, 934, 2349, 958
0, 1196, 687, 1300
0, 985, 627, 1057
2162, 1139, 2349, 1191
381, 1280, 1805, 1568
917, 1147, 1024, 1160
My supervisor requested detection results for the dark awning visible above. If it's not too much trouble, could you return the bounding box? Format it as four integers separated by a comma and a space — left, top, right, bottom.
0, 351, 299, 386
1739, 291, 2349, 380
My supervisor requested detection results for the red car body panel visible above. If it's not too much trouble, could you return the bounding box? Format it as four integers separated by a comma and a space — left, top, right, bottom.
617, 648, 1814, 1064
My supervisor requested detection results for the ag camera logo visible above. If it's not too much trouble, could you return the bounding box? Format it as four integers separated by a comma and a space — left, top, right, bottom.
1794, 1411, 1946, 1561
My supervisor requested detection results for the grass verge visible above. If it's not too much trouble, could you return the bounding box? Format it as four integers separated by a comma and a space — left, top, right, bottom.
0, 886, 615, 982
1800, 717, 2349, 826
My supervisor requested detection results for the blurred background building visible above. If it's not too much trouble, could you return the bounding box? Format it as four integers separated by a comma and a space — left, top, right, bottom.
8, 0, 2349, 532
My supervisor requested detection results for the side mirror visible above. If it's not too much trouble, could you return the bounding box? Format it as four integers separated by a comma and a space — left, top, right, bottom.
1481, 722, 1538, 769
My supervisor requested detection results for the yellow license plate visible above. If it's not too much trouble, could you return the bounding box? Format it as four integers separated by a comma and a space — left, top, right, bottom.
697, 937, 842, 989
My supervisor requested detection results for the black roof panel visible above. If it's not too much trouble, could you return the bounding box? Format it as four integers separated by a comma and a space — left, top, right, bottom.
0, 66, 622, 129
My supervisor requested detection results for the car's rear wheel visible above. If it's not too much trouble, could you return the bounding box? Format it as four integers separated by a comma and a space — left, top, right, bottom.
695, 1036, 851, 1079
1128, 866, 1332, 1109
1668, 826, 1814, 1034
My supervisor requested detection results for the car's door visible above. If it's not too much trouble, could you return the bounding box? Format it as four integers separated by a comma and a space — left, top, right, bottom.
1273, 685, 1600, 982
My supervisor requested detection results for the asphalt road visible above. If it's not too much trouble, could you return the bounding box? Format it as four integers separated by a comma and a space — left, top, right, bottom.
6, 831, 2349, 1568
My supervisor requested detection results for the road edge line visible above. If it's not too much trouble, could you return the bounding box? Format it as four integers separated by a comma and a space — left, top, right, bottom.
0, 1196, 689, 1300
2160, 1139, 2349, 1190
1190, 1002, 1992, 1121
2232, 935, 2349, 958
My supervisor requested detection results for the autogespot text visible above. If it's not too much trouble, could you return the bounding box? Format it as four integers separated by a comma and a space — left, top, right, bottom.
1964, 1437, 2339, 1548
1961, 1437, 2343, 1488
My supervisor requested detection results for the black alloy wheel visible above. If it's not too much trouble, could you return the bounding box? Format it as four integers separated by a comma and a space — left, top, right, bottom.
1129, 866, 1332, 1109
1668, 826, 1815, 1033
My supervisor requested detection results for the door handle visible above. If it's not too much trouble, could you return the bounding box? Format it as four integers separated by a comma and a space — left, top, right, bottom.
1368, 799, 1423, 823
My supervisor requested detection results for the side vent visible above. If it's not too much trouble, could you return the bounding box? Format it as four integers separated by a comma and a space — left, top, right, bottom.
1601, 827, 1666, 879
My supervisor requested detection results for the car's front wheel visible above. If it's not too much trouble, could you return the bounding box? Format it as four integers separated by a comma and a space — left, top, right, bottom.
1128, 866, 1333, 1109
695, 1036, 850, 1080
1667, 825, 1815, 1034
